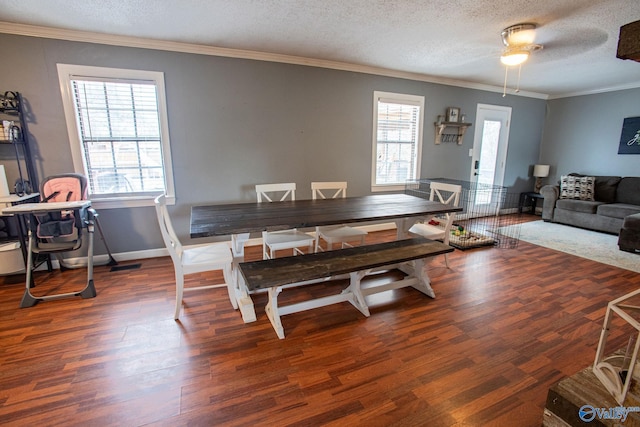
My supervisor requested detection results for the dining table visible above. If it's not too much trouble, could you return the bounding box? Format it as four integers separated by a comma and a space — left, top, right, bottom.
190, 193, 462, 322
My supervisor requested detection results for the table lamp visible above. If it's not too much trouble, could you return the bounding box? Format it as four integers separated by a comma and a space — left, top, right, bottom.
533, 164, 550, 193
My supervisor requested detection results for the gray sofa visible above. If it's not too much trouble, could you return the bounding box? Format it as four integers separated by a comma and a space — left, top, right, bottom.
541, 175, 640, 235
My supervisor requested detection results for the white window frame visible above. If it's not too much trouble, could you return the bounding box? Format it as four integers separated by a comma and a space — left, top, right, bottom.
57, 64, 175, 209
371, 91, 424, 193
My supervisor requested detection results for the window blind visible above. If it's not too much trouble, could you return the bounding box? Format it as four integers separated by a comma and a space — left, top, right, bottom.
375, 100, 420, 185
71, 78, 165, 195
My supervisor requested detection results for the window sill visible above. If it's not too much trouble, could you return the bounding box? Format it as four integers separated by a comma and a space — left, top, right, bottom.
371, 184, 406, 193
90, 194, 174, 209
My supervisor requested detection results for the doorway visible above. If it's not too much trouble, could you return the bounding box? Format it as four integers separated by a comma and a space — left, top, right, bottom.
469, 104, 512, 216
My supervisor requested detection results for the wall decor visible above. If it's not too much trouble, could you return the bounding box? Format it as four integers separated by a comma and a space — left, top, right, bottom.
434, 114, 472, 145
446, 107, 460, 123
618, 116, 640, 154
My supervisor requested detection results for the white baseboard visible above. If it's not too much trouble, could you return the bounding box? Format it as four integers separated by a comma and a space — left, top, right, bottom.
13, 213, 526, 271
55, 223, 400, 268
61, 248, 168, 268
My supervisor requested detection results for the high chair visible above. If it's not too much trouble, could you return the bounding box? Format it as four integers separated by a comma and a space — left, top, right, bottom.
4, 199, 97, 307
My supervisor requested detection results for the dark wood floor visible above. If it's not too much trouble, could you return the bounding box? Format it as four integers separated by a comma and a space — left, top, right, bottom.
1, 216, 639, 426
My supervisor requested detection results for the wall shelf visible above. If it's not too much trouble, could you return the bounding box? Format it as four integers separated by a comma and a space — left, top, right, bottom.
434, 121, 472, 145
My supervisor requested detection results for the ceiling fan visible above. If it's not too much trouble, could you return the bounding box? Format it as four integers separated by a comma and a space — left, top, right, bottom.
501, 23, 544, 65
500, 23, 543, 95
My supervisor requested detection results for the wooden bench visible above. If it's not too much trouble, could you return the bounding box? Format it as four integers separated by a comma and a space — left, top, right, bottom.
238, 237, 453, 338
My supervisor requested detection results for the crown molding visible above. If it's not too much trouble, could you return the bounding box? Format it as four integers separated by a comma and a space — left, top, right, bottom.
0, 21, 549, 99
547, 81, 640, 100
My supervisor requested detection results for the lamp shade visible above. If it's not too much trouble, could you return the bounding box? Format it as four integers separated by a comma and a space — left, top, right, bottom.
533, 164, 550, 178
500, 50, 529, 66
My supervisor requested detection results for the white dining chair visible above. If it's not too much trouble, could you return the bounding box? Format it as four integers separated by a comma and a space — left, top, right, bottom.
255, 183, 315, 259
154, 195, 235, 320
408, 181, 462, 268
311, 181, 367, 252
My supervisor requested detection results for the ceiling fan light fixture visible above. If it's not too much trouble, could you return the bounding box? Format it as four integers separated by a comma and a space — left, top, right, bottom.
499, 22, 544, 95
500, 49, 530, 66
501, 23, 538, 47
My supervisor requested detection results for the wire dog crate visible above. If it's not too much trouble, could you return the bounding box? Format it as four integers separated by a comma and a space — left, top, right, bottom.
405, 178, 521, 249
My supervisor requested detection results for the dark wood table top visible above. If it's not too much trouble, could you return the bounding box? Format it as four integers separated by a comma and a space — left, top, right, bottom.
190, 193, 462, 238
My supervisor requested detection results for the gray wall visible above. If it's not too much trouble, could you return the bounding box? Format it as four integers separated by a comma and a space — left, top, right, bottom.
0, 33, 548, 254
540, 88, 640, 184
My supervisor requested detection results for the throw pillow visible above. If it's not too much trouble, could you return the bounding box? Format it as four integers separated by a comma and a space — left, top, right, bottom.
560, 175, 595, 201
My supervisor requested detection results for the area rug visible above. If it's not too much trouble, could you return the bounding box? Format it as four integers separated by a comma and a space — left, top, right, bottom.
496, 221, 640, 273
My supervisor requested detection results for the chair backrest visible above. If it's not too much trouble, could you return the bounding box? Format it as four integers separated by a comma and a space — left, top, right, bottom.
255, 183, 296, 202
154, 195, 183, 265
429, 182, 462, 207
40, 173, 88, 203
35, 173, 88, 242
311, 181, 347, 200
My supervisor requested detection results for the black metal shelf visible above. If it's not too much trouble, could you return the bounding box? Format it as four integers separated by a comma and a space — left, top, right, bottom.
0, 91, 37, 196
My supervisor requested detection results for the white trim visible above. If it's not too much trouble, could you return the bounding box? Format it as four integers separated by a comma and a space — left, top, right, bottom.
371, 185, 406, 193
371, 91, 425, 192
0, 21, 549, 100
91, 193, 175, 209
14, 20, 640, 99
58, 248, 168, 268
546, 81, 640, 100
56, 63, 175, 209
58, 223, 399, 267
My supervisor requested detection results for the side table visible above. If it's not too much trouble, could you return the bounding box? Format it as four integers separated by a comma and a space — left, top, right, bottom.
519, 191, 544, 215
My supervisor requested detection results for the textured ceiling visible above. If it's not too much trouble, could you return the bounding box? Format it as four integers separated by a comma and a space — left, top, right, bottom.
0, 0, 639, 98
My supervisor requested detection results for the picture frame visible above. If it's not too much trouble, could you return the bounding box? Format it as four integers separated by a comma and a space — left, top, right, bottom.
618, 116, 640, 155
446, 107, 460, 123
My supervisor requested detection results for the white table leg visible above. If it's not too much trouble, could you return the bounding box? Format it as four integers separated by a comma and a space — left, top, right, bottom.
231, 233, 257, 323
395, 217, 424, 239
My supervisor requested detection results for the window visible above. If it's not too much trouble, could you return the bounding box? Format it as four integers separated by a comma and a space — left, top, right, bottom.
371, 91, 424, 192
57, 64, 174, 208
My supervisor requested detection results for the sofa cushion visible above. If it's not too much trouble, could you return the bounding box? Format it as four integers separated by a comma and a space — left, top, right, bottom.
556, 198, 603, 214
569, 173, 621, 202
616, 177, 640, 205
623, 213, 640, 229
595, 176, 623, 203
597, 203, 640, 219
560, 175, 595, 200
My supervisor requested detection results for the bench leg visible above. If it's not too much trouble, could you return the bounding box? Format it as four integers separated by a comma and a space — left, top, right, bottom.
343, 270, 371, 317
362, 259, 436, 299
410, 258, 435, 298
265, 286, 286, 339
264, 273, 371, 339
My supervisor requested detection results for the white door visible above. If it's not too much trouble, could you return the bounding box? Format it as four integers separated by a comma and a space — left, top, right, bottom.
468, 104, 512, 217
